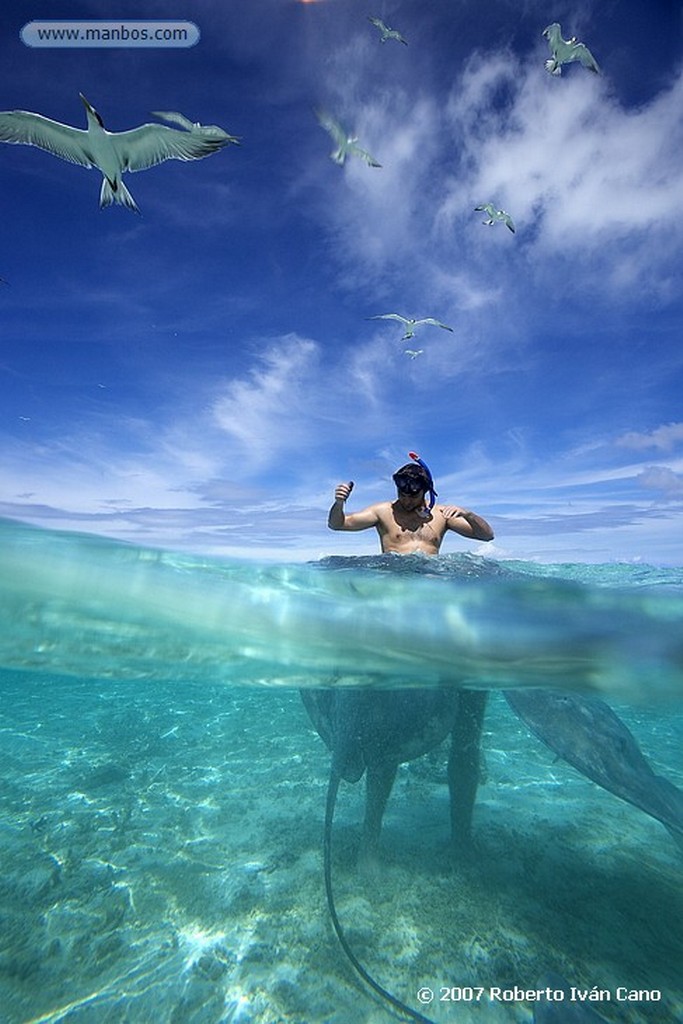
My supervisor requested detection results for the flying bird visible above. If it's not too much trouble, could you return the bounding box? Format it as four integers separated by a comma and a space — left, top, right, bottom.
315, 110, 381, 168
542, 23, 600, 75
0, 94, 235, 213
368, 314, 454, 340
475, 203, 516, 233
403, 349, 423, 359
368, 16, 407, 45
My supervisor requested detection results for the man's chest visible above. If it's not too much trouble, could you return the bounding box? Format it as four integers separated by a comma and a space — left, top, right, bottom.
384, 513, 443, 542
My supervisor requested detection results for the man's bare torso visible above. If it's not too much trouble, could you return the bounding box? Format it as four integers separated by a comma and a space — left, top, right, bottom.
374, 500, 447, 555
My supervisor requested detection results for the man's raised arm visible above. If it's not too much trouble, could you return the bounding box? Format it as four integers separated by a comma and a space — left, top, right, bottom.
328, 481, 380, 532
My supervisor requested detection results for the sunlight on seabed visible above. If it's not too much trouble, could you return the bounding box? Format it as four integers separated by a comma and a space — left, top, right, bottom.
21, 925, 244, 1024
0, 518, 681, 700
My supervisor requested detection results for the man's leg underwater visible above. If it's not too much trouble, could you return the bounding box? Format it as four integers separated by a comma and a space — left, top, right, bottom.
358, 760, 399, 870
448, 690, 489, 856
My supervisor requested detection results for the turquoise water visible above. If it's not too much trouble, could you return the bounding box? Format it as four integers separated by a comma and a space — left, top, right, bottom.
1, 518, 682, 700
0, 519, 682, 1023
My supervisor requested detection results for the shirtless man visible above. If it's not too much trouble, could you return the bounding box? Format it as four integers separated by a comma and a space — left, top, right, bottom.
328, 459, 494, 554
320, 457, 494, 857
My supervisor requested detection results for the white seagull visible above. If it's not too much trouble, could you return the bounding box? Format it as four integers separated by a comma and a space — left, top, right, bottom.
315, 110, 381, 168
542, 23, 600, 75
475, 203, 516, 233
368, 16, 407, 45
0, 94, 236, 213
403, 349, 423, 359
368, 314, 454, 340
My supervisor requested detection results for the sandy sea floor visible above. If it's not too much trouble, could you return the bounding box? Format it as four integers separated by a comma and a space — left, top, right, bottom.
0, 670, 681, 1024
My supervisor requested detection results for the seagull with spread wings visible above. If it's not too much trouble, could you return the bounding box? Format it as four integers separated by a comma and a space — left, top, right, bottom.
315, 110, 381, 168
475, 203, 516, 233
0, 94, 236, 213
542, 23, 600, 75
368, 16, 407, 45
368, 314, 454, 340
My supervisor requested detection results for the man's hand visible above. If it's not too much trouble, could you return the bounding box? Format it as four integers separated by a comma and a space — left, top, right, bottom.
440, 504, 495, 541
440, 504, 469, 519
328, 481, 357, 531
334, 481, 354, 502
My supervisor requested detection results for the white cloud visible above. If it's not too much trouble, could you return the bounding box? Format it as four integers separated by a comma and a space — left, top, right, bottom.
636, 466, 683, 498
0, 330, 405, 545
314, 91, 444, 294
441, 53, 683, 243
212, 334, 322, 466
210, 331, 426, 471
313, 37, 683, 306
616, 422, 683, 452
0, 432, 212, 515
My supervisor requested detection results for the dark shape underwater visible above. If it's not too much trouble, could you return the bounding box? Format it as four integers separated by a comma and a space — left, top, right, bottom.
303, 685, 683, 1023
301, 687, 487, 863
505, 688, 683, 851
304, 686, 683, 860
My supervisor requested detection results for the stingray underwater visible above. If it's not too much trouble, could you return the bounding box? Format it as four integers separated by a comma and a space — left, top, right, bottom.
303, 685, 683, 1022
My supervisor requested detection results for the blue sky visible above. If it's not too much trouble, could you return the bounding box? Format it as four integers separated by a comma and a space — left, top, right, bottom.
0, 0, 681, 564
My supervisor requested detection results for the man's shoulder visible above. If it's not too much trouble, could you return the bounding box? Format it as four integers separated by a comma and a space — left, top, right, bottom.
368, 500, 394, 522
350, 499, 391, 523
427, 505, 450, 531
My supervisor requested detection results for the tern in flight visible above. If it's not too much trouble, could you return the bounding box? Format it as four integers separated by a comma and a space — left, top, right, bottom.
315, 110, 381, 167
368, 16, 407, 45
475, 203, 516, 233
542, 23, 600, 75
0, 95, 237, 213
404, 349, 423, 359
368, 314, 454, 340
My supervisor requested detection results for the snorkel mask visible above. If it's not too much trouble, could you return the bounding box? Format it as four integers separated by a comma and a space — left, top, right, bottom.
408, 451, 438, 510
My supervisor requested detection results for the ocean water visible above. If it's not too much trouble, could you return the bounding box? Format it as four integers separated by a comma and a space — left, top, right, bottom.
0, 518, 682, 1024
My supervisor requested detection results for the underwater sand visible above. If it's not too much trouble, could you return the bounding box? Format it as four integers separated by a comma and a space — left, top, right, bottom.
1, 671, 681, 1024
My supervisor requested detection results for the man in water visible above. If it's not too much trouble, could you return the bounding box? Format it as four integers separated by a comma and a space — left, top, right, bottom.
322, 457, 494, 856
328, 459, 494, 554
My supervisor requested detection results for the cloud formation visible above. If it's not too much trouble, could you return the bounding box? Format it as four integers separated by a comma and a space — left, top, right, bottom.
314, 35, 683, 308
617, 422, 683, 452
212, 335, 322, 467
636, 466, 683, 498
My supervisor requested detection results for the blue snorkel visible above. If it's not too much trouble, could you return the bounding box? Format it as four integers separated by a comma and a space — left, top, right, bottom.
408, 451, 438, 510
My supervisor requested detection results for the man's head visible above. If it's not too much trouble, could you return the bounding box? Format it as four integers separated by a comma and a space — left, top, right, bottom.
392, 463, 430, 510
393, 463, 430, 492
